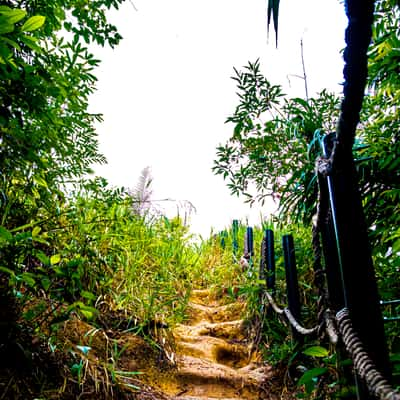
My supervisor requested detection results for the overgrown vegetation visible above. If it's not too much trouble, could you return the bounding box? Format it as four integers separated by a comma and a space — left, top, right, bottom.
1, 0, 399, 399
213, 0, 399, 397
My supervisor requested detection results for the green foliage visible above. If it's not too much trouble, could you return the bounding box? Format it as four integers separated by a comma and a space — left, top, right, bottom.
0, 0, 125, 237
0, 0, 126, 334
3, 177, 202, 328
213, 59, 340, 224
213, 4, 400, 369
213, 0, 399, 231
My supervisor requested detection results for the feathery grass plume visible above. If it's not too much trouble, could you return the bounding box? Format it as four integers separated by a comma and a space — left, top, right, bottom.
131, 166, 153, 216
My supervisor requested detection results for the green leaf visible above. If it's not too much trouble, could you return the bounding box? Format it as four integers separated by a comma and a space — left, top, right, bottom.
20, 34, 41, 52
36, 251, 50, 265
0, 226, 13, 242
303, 346, 329, 358
81, 290, 97, 301
71, 362, 83, 376
50, 254, 61, 265
19, 272, 36, 287
0, 8, 27, 24
0, 19, 14, 34
123, 383, 141, 390
20, 15, 45, 32
41, 277, 51, 291
0, 266, 15, 276
33, 175, 48, 188
393, 238, 400, 253
297, 367, 328, 386
32, 226, 41, 237
0, 36, 21, 51
80, 309, 94, 319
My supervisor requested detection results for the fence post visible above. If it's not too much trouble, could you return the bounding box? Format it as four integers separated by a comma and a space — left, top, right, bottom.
265, 229, 276, 295
244, 227, 254, 259
316, 164, 346, 312
259, 236, 266, 280
282, 234, 302, 343
320, 134, 390, 392
232, 220, 239, 258
220, 230, 228, 250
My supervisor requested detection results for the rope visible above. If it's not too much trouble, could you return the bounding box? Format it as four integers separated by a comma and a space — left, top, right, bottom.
283, 308, 319, 336
264, 291, 320, 336
323, 309, 339, 345
336, 308, 400, 400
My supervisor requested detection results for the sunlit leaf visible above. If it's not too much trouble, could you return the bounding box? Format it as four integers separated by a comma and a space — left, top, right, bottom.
33, 175, 48, 188
32, 226, 41, 237
303, 346, 329, 358
20, 15, 45, 32
50, 254, 61, 265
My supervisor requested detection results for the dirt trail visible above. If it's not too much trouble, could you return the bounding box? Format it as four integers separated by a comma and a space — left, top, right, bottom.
158, 289, 275, 400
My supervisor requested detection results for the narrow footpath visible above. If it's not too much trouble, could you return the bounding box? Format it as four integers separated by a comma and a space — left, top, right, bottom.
157, 289, 276, 400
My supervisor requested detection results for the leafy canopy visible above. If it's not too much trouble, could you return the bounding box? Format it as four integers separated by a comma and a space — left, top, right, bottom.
213, 0, 399, 296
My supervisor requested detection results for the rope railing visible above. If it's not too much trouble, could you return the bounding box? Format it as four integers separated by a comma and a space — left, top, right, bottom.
229, 1, 398, 398
337, 308, 400, 400
264, 283, 400, 399
232, 221, 399, 399
263, 291, 319, 335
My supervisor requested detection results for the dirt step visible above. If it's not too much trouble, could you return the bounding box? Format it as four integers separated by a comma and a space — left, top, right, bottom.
175, 334, 251, 368
157, 288, 275, 400
172, 396, 244, 400
174, 319, 246, 341
186, 301, 246, 325
170, 383, 257, 400
189, 289, 222, 306
175, 355, 269, 387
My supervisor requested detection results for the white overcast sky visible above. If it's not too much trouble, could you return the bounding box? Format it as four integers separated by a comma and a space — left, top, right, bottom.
89, 0, 347, 238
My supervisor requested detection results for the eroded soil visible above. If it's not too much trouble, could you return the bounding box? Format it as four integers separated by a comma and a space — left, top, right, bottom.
155, 288, 278, 400
1, 289, 288, 399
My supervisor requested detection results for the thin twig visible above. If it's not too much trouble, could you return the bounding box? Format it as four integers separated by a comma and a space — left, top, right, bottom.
300, 39, 309, 101
128, 0, 138, 11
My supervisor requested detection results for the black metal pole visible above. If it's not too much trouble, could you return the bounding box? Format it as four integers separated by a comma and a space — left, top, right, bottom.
232, 220, 239, 258
259, 236, 266, 280
265, 229, 276, 295
321, 134, 390, 384
317, 162, 346, 312
220, 230, 227, 249
282, 234, 302, 342
245, 226, 254, 258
